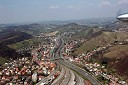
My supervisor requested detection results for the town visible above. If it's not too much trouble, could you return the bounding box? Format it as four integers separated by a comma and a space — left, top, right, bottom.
0, 0, 128, 84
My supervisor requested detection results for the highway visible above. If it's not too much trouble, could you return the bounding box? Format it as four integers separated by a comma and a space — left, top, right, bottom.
54, 36, 102, 85
51, 63, 85, 85
36, 46, 60, 85
51, 65, 72, 85
59, 60, 101, 85
36, 65, 60, 85
74, 72, 85, 85
37, 35, 101, 85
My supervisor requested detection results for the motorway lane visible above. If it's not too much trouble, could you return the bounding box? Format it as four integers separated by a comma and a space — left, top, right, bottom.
52, 63, 86, 85
59, 59, 101, 85
68, 69, 76, 85
60, 66, 71, 85
36, 64, 60, 85
55, 37, 102, 85
51, 65, 77, 85
37, 36, 102, 85
51, 64, 77, 85
51, 65, 67, 85
74, 72, 85, 85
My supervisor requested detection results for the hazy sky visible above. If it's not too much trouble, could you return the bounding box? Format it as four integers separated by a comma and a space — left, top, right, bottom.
0, 0, 128, 24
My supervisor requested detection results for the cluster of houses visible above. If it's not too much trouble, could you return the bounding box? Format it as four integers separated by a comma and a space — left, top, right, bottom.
0, 36, 57, 85
84, 62, 126, 85
63, 38, 128, 85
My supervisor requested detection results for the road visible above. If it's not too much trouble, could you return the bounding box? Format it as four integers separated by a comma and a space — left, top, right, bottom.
74, 72, 85, 85
51, 65, 72, 85
54, 37, 102, 85
59, 60, 101, 85
36, 46, 60, 85
37, 35, 101, 85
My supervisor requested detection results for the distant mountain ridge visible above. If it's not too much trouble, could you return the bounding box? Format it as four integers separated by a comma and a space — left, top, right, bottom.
1, 23, 59, 35
55, 23, 88, 33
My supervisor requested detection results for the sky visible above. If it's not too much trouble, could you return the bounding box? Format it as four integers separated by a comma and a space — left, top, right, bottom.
0, 0, 128, 24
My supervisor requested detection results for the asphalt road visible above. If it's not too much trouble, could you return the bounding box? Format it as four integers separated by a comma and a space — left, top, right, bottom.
37, 35, 101, 85
59, 60, 101, 85
51, 65, 76, 85
74, 72, 85, 85
55, 37, 102, 85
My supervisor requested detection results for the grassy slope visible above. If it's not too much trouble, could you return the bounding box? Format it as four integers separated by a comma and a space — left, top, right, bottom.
104, 45, 128, 58
56, 23, 88, 34
104, 45, 128, 79
0, 38, 39, 65
8, 38, 41, 50
75, 32, 128, 55
71, 28, 93, 39
0, 57, 8, 65
73, 31, 128, 79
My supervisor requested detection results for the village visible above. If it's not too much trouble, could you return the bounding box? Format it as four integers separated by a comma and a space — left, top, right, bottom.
63, 37, 128, 85
0, 35, 59, 85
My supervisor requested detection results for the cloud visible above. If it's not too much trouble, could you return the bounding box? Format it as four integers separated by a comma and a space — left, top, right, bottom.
67, 5, 85, 10
49, 5, 59, 9
118, 0, 128, 5
67, 6, 74, 8
99, 1, 111, 6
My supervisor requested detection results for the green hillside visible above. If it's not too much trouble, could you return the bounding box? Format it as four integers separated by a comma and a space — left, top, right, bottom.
0, 57, 8, 65
56, 23, 88, 33
75, 31, 128, 54
71, 28, 93, 39
8, 38, 41, 50
73, 31, 128, 79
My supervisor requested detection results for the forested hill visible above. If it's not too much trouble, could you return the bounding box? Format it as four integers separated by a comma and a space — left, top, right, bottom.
0, 29, 32, 45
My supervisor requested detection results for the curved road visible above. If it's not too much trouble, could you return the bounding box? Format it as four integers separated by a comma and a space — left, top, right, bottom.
74, 72, 85, 85
55, 37, 102, 85
51, 65, 72, 85
37, 35, 101, 85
